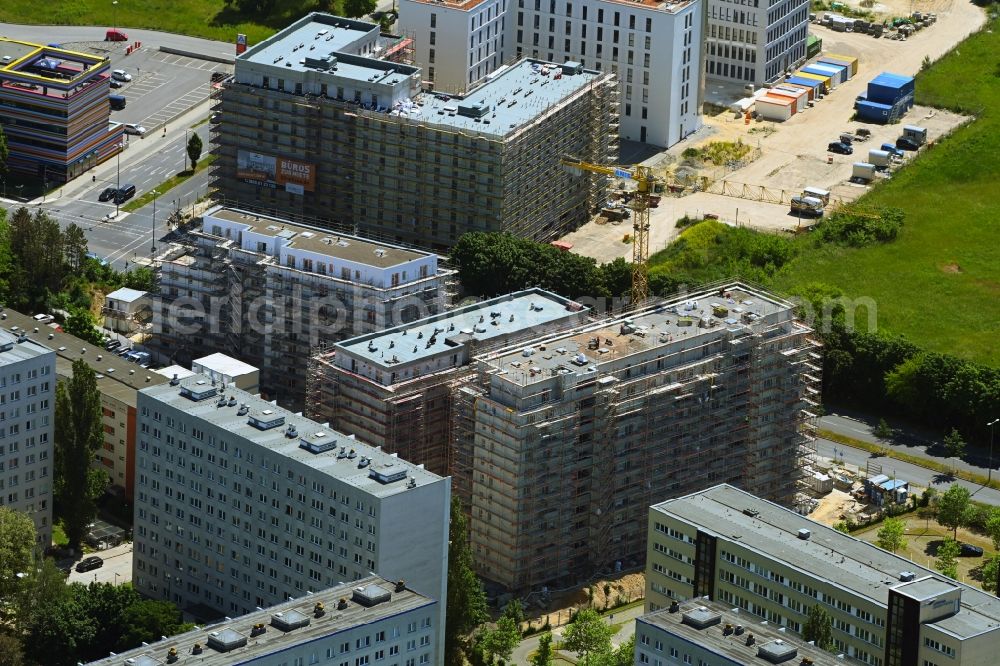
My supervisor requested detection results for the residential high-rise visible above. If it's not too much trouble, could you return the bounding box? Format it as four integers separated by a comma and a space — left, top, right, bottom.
84, 576, 438, 666
132, 374, 449, 654
0, 38, 123, 183
307, 289, 589, 477
704, 0, 809, 87
452, 282, 819, 593
0, 328, 55, 547
399, 0, 703, 147
209, 12, 617, 249
151, 205, 452, 411
645, 484, 1000, 666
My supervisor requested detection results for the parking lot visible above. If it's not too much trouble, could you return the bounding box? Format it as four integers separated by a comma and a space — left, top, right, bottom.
561, 0, 986, 263
56, 41, 230, 133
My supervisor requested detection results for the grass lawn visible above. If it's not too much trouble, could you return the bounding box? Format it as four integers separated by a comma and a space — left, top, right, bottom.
773, 17, 1000, 366
0, 0, 347, 45
52, 520, 69, 547
852, 514, 996, 590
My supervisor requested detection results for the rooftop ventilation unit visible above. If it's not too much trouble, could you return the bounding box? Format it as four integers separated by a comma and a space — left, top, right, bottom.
181, 382, 218, 402
248, 409, 285, 430
899, 571, 915, 582
757, 639, 797, 664
369, 462, 408, 484
237, 403, 249, 416
271, 608, 311, 632
561, 60, 583, 75
301, 431, 339, 454
457, 102, 490, 118
797, 528, 811, 540
743, 508, 760, 518
352, 584, 392, 607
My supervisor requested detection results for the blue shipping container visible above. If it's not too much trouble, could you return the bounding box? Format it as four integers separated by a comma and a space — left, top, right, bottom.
855, 100, 893, 123
867, 72, 915, 104
786, 76, 822, 92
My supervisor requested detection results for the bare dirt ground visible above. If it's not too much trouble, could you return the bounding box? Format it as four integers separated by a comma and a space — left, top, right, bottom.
521, 572, 646, 630
561, 0, 986, 263
810, 488, 868, 526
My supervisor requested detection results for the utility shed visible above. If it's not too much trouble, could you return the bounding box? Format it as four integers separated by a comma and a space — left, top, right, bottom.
755, 94, 795, 121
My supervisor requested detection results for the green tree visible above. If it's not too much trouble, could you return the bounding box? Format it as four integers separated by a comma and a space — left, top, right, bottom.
479, 615, 520, 664
943, 428, 966, 464
803, 604, 833, 650
833, 521, 851, 533
0, 507, 36, 623
343, 0, 377, 17
980, 554, 1000, 594
873, 417, 892, 441
531, 632, 554, 666
117, 599, 193, 652
13, 557, 69, 635
606, 634, 635, 666
502, 599, 525, 626
0, 631, 25, 666
8, 207, 66, 309
62, 223, 88, 271
562, 609, 615, 663
984, 507, 1000, 551
55, 359, 106, 547
935, 538, 961, 579
937, 484, 971, 540
64, 307, 104, 346
22, 592, 96, 666
876, 517, 907, 553
600, 257, 632, 298
186, 132, 203, 172
122, 266, 156, 292
445, 497, 487, 663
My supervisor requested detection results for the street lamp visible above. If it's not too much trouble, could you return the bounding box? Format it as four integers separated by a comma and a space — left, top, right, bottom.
114, 572, 120, 586
988, 418, 999, 483
151, 189, 160, 256
112, 1, 119, 35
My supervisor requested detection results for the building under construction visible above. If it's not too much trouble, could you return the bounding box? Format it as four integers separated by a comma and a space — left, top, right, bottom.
452, 281, 820, 594
150, 205, 451, 411
209, 12, 617, 250
307, 289, 589, 477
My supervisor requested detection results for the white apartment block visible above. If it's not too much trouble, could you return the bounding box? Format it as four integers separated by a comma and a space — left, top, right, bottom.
705, 0, 809, 86
401, 0, 510, 94
0, 328, 55, 548
85, 576, 438, 666
132, 374, 449, 657
645, 484, 1000, 666
400, 0, 703, 147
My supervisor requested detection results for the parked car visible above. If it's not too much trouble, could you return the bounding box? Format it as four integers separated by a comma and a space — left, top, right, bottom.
105, 339, 121, 351
123, 124, 146, 137
114, 183, 137, 204
110, 79, 122, 89
827, 141, 853, 155
111, 69, 132, 83
880, 143, 905, 158
959, 544, 984, 557
896, 137, 920, 151
75, 556, 104, 573
99, 186, 117, 202
33, 313, 55, 324
105, 29, 128, 42
210, 112, 222, 124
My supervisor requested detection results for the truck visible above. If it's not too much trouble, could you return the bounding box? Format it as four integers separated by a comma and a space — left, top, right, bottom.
791, 196, 825, 217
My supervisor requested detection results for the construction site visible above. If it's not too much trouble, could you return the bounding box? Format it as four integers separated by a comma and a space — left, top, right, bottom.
306, 289, 590, 478
451, 281, 821, 594
209, 12, 618, 251
150, 205, 452, 412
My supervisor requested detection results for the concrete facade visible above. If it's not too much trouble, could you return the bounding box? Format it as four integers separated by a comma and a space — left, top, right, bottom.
85, 576, 438, 666
0, 38, 124, 183
307, 289, 588, 477
0, 329, 55, 548
210, 13, 617, 250
453, 282, 819, 593
132, 375, 449, 656
645, 484, 1000, 666
705, 0, 809, 87
102, 287, 150, 335
151, 205, 451, 411
400, 0, 703, 147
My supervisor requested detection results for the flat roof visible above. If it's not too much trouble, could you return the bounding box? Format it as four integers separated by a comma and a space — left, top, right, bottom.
0, 328, 53, 365
406, 0, 693, 11
0, 308, 166, 407
639, 599, 860, 665
653, 484, 1000, 640
105, 287, 147, 303
141, 375, 444, 498
155, 365, 196, 381
241, 13, 376, 71
85, 576, 434, 666
404, 59, 609, 138
0, 37, 106, 89
336, 289, 585, 370
193, 352, 258, 377
205, 206, 432, 269
483, 283, 793, 387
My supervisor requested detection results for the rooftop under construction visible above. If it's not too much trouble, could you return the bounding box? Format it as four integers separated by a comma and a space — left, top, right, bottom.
452, 281, 821, 593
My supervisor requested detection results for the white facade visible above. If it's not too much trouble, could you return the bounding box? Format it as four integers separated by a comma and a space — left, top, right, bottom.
0, 331, 55, 548
400, 0, 703, 147
705, 0, 809, 86
400, 0, 510, 94
132, 375, 449, 660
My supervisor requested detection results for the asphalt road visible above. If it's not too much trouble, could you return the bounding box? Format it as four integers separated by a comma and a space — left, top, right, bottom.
65, 542, 134, 587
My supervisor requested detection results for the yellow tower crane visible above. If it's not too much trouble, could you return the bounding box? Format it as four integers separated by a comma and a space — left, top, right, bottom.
561, 158, 663, 307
